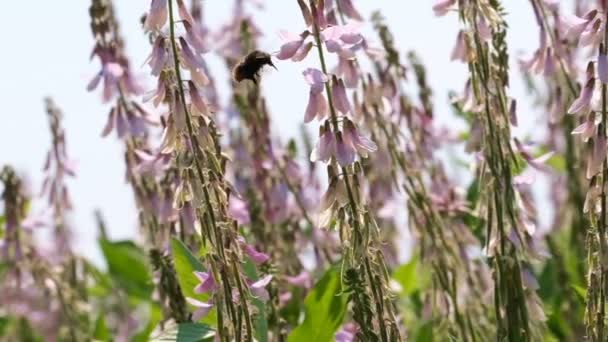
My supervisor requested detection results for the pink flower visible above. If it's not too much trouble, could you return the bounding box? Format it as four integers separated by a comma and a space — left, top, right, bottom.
450, 31, 467, 62
571, 114, 598, 142
184, 21, 208, 55
144, 0, 168, 31
513, 138, 553, 173
285, 271, 313, 288
87, 62, 124, 101
335, 323, 358, 342
277, 31, 310, 60
133, 149, 171, 177
144, 77, 167, 107
567, 77, 595, 114
303, 68, 329, 122
101, 103, 155, 139
335, 133, 356, 166
237, 237, 270, 264
177, 0, 194, 25
305, 90, 328, 123
580, 19, 603, 47
193, 271, 216, 294
335, 57, 358, 88
185, 297, 213, 321
433, 0, 456, 17
342, 120, 378, 158
337, 0, 363, 21
179, 37, 205, 71
146, 37, 168, 76
561, 10, 597, 40
332, 76, 352, 115
321, 23, 364, 58
249, 275, 273, 301
189, 81, 210, 116
310, 129, 336, 163
228, 196, 250, 225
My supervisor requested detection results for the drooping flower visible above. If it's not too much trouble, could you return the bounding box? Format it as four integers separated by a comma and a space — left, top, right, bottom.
237, 236, 270, 264
331, 76, 352, 115
193, 271, 216, 294
248, 275, 273, 301
567, 77, 595, 114
303, 68, 329, 122
144, 0, 168, 31
276, 31, 310, 60
432, 0, 457, 17
561, 10, 597, 40
185, 297, 214, 321
310, 128, 336, 163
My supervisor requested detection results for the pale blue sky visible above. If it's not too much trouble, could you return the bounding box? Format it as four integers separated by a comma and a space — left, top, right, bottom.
0, 1, 552, 262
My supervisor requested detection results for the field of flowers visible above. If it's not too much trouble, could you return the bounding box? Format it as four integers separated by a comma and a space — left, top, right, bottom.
2, 0, 607, 341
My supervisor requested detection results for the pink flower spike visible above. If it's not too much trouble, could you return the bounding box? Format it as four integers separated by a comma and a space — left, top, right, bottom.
567, 78, 595, 114
185, 297, 214, 321
433, 0, 456, 17
145, 0, 168, 31
193, 271, 216, 294
599, 53, 608, 84
250, 275, 273, 301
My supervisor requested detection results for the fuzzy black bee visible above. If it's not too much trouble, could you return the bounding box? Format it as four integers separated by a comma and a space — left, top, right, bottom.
232, 50, 277, 84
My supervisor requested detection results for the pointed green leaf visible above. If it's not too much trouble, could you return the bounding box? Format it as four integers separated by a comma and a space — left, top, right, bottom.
288, 266, 348, 342
99, 239, 153, 299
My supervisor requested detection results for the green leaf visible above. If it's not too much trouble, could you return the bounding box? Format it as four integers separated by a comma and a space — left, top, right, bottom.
414, 321, 434, 342
288, 266, 348, 342
170, 238, 205, 300
99, 239, 153, 299
571, 285, 586, 304
92, 315, 110, 341
0, 316, 9, 336
243, 258, 268, 342
392, 255, 428, 297
151, 323, 215, 342
170, 238, 216, 325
